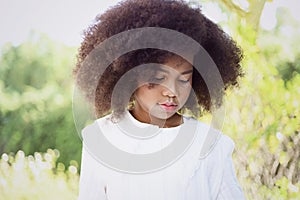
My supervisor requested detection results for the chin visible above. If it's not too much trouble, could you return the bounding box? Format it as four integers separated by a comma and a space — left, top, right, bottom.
151, 112, 177, 120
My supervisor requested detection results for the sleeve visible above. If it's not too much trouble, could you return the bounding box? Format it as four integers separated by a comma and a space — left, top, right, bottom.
77, 143, 108, 200
216, 136, 246, 200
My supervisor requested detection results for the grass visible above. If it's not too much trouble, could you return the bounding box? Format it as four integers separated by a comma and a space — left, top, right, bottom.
1, 149, 299, 200
0, 149, 79, 200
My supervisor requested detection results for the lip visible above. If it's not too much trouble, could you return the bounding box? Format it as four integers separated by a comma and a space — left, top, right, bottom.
159, 103, 178, 112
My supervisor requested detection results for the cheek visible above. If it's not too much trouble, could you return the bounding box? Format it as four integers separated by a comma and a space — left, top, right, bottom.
135, 85, 157, 102
178, 85, 192, 102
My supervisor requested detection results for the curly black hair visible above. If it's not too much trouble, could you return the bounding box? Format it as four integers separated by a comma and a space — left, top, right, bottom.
73, 0, 243, 119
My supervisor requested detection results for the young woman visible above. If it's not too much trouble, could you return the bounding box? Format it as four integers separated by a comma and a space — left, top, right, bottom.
74, 0, 245, 199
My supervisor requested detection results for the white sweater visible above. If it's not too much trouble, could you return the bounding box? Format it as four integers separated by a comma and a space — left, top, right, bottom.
78, 111, 245, 200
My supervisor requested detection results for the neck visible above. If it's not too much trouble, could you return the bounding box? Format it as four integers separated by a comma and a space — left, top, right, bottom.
129, 109, 183, 128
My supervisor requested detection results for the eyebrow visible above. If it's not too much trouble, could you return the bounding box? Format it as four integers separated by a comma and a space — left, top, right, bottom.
181, 69, 193, 75
157, 68, 193, 75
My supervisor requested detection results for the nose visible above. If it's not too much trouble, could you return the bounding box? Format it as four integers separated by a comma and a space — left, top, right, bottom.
162, 83, 177, 98
162, 89, 176, 98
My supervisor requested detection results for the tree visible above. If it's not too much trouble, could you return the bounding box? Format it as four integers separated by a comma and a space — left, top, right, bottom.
216, 0, 270, 31
195, 0, 300, 199
0, 32, 81, 167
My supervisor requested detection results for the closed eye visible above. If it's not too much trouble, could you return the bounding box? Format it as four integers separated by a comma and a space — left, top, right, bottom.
154, 77, 165, 81
178, 79, 190, 83
151, 76, 166, 82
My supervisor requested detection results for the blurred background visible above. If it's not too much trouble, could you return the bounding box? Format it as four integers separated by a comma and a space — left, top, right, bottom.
0, 0, 299, 199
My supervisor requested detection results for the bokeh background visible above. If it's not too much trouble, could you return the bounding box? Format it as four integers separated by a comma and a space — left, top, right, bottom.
0, 0, 299, 199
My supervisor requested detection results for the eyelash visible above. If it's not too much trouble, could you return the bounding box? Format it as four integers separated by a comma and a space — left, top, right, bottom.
154, 77, 165, 81
179, 79, 190, 83
153, 77, 190, 83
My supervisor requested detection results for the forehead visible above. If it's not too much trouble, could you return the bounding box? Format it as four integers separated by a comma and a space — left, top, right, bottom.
159, 56, 193, 73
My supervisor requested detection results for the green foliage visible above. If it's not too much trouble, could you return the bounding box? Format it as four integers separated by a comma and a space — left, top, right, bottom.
218, 4, 300, 199
0, 32, 82, 167
0, 149, 79, 200
277, 54, 300, 84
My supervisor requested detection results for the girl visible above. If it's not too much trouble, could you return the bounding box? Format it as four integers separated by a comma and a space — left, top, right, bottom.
74, 0, 245, 199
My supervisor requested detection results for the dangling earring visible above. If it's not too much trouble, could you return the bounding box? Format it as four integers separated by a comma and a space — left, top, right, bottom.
128, 95, 135, 110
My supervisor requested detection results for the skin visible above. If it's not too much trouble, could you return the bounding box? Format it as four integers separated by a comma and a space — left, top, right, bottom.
131, 56, 193, 128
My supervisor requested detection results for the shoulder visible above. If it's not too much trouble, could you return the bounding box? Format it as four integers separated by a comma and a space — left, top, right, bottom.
184, 116, 235, 159
81, 114, 113, 138
212, 134, 235, 160
203, 133, 235, 166
218, 134, 235, 153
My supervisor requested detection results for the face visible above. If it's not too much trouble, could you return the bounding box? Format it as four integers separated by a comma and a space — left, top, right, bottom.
131, 56, 193, 128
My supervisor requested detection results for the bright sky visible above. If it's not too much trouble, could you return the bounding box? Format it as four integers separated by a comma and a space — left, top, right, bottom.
0, 0, 299, 47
